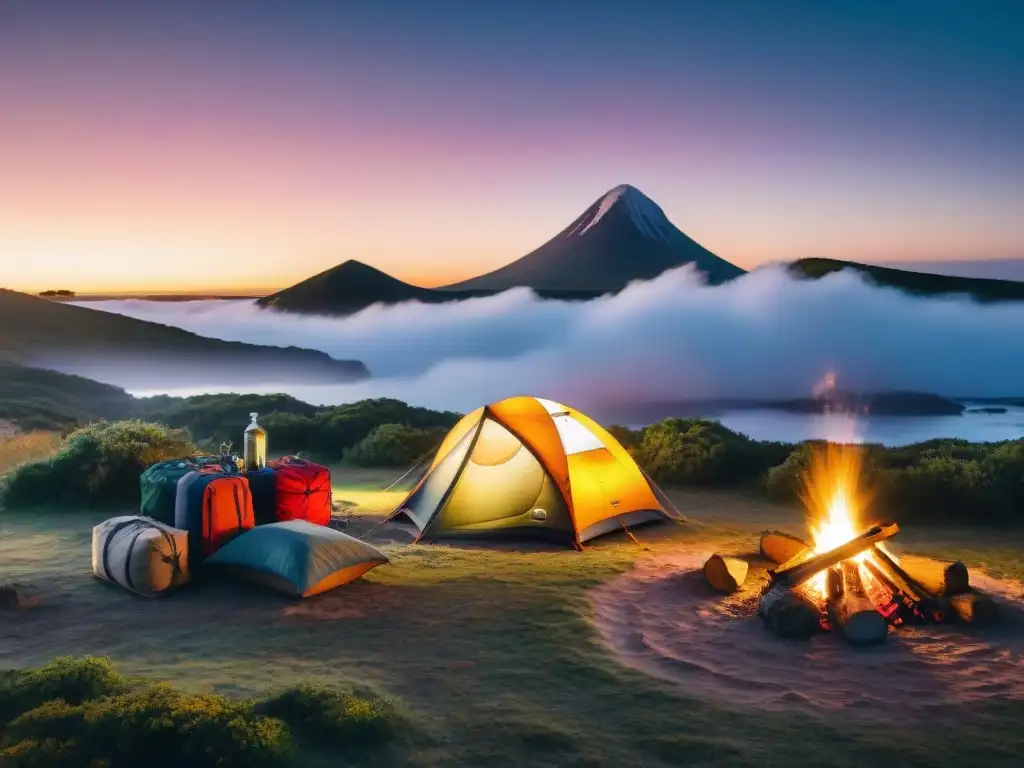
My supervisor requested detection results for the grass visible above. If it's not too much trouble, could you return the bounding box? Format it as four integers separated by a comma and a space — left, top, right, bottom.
3, 464, 1024, 766
0, 432, 62, 475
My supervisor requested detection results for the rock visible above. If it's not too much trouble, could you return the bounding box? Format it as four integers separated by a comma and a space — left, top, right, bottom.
0, 582, 42, 608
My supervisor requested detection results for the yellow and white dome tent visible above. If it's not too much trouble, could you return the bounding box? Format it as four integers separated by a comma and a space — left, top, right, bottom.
387, 396, 682, 549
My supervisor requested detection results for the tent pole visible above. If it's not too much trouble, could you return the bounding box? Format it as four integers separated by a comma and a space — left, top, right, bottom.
382, 440, 443, 492
639, 467, 698, 525
615, 515, 646, 550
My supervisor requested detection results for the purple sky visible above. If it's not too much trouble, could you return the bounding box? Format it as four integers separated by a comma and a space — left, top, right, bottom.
1, 0, 1021, 292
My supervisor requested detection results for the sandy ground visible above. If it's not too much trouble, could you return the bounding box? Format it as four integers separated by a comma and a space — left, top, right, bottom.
588, 547, 1024, 725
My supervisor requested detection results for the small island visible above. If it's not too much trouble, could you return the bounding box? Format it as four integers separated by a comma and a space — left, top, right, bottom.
766, 391, 965, 416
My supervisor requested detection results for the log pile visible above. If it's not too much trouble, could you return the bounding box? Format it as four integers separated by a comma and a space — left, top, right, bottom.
734, 525, 1002, 646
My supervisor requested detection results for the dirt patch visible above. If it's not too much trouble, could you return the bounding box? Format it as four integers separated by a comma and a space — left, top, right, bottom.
588, 549, 1024, 725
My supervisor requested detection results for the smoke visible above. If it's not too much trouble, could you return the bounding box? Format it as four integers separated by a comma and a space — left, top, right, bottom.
77, 265, 1024, 416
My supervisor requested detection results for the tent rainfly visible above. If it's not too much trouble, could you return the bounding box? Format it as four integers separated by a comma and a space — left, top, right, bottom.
387, 396, 681, 549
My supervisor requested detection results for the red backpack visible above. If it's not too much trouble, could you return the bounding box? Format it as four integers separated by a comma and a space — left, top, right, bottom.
268, 456, 332, 526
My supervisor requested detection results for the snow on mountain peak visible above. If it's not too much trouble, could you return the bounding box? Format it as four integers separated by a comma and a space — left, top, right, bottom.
568, 184, 678, 242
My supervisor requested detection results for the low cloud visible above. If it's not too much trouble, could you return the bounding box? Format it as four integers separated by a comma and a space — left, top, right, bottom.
79, 265, 1024, 417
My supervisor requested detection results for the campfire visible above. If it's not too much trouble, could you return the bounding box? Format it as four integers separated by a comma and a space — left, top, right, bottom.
703, 443, 999, 646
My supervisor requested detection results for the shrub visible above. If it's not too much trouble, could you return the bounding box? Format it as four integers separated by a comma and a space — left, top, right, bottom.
256, 683, 405, 748
764, 443, 814, 502
140, 395, 462, 460
876, 457, 988, 523
633, 418, 790, 486
605, 425, 640, 450
0, 657, 409, 768
308, 399, 459, 459
1, 685, 291, 768
982, 440, 1024, 517
344, 423, 447, 467
0, 657, 127, 725
0, 421, 196, 508
135, 393, 317, 444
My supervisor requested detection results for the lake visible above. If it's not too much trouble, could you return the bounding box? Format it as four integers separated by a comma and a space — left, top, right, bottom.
709, 404, 1024, 446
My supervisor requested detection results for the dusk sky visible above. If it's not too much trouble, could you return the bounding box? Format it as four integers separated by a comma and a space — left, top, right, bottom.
2, 0, 1022, 294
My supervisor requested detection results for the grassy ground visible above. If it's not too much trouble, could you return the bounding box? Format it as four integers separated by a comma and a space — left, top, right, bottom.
2, 467, 1024, 766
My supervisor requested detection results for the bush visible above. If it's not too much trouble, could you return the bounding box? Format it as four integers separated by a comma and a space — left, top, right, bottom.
0, 657, 409, 768
605, 425, 640, 450
1, 685, 291, 768
764, 443, 814, 502
0, 657, 127, 725
135, 393, 318, 445
763, 438, 1024, 525
632, 418, 790, 486
256, 683, 406, 748
344, 424, 447, 467
0, 421, 196, 508
140, 395, 462, 460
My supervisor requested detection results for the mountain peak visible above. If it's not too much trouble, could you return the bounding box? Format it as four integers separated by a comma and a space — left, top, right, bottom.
566, 183, 676, 243
603, 182, 645, 199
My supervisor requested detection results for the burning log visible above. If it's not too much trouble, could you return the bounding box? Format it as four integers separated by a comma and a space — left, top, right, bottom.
759, 582, 824, 639
897, 554, 970, 597
861, 557, 924, 625
826, 562, 888, 647
947, 589, 999, 626
702, 554, 748, 593
759, 538, 827, 639
759, 530, 811, 565
769, 522, 899, 588
869, 547, 945, 622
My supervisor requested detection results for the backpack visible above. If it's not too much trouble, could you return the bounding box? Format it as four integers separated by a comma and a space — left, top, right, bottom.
174, 470, 254, 566
268, 456, 332, 526
140, 455, 239, 524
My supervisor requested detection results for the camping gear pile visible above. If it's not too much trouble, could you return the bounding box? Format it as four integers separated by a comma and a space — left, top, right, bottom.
701, 524, 1000, 647
92, 413, 388, 599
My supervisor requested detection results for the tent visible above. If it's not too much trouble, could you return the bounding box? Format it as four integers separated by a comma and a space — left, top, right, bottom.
386, 396, 680, 548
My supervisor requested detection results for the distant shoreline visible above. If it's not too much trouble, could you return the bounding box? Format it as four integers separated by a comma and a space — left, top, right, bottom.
71, 294, 263, 302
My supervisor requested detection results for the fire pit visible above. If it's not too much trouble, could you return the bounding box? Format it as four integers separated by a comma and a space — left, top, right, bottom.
714, 444, 999, 647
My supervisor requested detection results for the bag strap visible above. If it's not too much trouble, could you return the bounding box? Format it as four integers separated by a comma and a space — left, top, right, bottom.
101, 519, 138, 583
101, 518, 183, 596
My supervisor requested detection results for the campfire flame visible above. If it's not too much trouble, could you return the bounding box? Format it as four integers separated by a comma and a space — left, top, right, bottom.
801, 442, 896, 599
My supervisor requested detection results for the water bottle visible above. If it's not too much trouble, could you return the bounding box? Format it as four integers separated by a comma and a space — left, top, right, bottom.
243, 412, 267, 471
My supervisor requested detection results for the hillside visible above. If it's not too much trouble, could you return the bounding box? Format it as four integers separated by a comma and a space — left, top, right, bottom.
446, 184, 745, 292
0, 362, 137, 431
256, 260, 465, 315
789, 258, 1024, 303
0, 289, 369, 388
256, 259, 604, 316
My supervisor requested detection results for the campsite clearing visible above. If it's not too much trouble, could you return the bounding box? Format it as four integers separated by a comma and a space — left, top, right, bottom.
2, 469, 1024, 767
